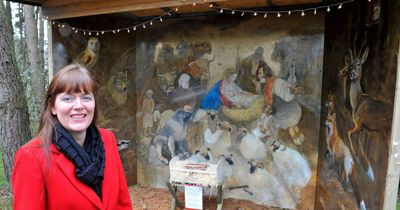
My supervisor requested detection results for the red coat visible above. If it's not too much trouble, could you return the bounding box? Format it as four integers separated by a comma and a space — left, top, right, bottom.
12, 128, 133, 210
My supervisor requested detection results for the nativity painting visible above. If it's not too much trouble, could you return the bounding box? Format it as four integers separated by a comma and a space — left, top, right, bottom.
135, 15, 324, 209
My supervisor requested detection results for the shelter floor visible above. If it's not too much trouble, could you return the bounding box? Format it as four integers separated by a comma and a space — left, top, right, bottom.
129, 185, 281, 210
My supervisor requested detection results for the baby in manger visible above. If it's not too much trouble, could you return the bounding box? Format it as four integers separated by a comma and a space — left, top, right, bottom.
201, 68, 258, 110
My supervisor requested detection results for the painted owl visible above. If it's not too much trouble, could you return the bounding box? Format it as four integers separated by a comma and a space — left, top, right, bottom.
74, 37, 100, 69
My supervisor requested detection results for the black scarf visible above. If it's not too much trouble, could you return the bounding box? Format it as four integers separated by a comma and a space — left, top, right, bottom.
53, 123, 105, 199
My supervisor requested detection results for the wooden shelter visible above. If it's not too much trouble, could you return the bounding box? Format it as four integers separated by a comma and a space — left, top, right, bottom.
12, 0, 322, 20
8, 0, 400, 209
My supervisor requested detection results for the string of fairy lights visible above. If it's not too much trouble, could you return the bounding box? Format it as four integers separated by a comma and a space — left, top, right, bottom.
49, 0, 363, 36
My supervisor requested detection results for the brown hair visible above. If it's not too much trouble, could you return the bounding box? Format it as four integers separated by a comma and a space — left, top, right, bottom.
37, 64, 97, 159
223, 68, 238, 80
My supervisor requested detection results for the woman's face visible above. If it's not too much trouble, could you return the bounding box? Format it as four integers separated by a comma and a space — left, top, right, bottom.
181, 79, 190, 89
229, 73, 238, 82
51, 92, 95, 136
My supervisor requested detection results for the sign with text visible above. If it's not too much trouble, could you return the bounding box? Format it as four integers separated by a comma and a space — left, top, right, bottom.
185, 185, 203, 210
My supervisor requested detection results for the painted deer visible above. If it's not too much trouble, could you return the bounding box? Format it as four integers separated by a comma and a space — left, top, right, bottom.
339, 44, 392, 182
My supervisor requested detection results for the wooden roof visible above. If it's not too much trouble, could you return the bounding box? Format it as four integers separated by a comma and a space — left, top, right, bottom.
9, 0, 324, 20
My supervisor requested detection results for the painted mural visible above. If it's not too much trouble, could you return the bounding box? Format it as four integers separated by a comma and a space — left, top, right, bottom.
315, 1, 399, 209
52, 20, 137, 139
50, 2, 400, 208
51, 21, 138, 184
135, 15, 324, 209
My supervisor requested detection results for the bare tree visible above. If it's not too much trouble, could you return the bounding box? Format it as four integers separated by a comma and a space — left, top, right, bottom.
38, 7, 44, 70
4, 1, 13, 48
24, 4, 44, 134
0, 0, 31, 183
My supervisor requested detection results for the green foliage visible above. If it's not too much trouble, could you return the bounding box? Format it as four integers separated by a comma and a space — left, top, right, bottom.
0, 149, 12, 210
0, 149, 7, 187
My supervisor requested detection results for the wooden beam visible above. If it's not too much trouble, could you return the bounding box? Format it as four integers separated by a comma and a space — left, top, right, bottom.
42, 0, 230, 20
266, 0, 273, 7
7, 0, 43, 6
383, 41, 400, 210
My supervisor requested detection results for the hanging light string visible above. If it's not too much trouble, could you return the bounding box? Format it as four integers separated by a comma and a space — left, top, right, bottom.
49, 7, 177, 36
212, 0, 353, 17
49, 0, 355, 36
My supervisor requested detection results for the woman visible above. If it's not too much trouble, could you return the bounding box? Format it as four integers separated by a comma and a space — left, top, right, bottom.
12, 64, 132, 210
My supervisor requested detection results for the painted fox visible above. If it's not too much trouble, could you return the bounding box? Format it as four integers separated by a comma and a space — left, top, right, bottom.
325, 110, 354, 187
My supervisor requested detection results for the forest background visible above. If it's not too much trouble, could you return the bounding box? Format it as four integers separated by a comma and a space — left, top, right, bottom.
0, 0, 47, 208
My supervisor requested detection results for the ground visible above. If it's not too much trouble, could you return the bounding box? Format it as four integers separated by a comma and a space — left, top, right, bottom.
130, 185, 281, 210
0, 185, 281, 210
1, 185, 400, 209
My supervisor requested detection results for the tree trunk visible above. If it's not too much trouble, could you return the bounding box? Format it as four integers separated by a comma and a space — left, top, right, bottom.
16, 3, 28, 73
0, 2, 31, 184
38, 7, 47, 89
24, 5, 44, 134
4, 1, 13, 48
38, 7, 44, 71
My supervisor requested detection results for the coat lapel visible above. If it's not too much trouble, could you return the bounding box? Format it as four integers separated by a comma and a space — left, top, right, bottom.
51, 145, 103, 209
99, 138, 117, 209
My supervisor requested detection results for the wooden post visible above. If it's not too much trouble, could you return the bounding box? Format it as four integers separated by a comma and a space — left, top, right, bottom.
216, 185, 223, 210
166, 183, 183, 209
383, 40, 400, 210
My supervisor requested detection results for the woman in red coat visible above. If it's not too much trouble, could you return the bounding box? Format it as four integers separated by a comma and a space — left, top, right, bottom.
12, 64, 133, 210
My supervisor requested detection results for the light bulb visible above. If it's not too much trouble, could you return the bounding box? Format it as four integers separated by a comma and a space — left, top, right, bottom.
314, 9, 317, 14
231, 10, 235, 15
288, 11, 291, 15
264, 13, 267, 18
327, 6, 330, 12
254, 12, 257, 16
277, 12, 281, 17
301, 11, 305, 16
220, 9, 223, 13
338, 4, 342, 9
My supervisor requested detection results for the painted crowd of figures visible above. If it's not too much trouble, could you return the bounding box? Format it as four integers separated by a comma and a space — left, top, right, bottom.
140, 43, 309, 163
136, 40, 319, 208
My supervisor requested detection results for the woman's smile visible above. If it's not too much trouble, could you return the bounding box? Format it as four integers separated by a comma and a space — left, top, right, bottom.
51, 92, 95, 138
